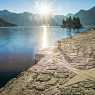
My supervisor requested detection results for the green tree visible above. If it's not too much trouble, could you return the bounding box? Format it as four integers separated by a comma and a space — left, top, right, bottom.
62, 16, 82, 38
75, 17, 82, 32
63, 16, 73, 38
62, 19, 66, 28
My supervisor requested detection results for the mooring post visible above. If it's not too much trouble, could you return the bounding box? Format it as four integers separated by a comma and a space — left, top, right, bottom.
57, 40, 61, 49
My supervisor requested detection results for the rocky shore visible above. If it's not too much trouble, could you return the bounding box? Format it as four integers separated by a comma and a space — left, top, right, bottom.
0, 30, 95, 95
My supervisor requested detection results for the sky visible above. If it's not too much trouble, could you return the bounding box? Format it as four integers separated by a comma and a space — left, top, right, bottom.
0, 0, 95, 15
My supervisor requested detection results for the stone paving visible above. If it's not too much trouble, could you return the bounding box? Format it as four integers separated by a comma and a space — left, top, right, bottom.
0, 30, 95, 95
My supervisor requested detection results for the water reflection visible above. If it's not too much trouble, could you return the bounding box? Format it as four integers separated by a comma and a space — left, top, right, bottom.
0, 27, 87, 87
42, 26, 48, 49
0, 28, 10, 47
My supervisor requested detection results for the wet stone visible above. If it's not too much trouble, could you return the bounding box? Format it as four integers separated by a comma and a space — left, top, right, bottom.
43, 87, 61, 95
84, 89, 95, 95
36, 74, 51, 82
46, 66, 57, 70
71, 87, 83, 94
71, 84, 79, 89
58, 79, 66, 85
25, 84, 34, 89
47, 78, 58, 86
33, 82, 47, 91
23, 89, 41, 95
54, 72, 66, 78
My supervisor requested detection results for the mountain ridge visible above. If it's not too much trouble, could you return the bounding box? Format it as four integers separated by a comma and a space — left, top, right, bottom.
0, 6, 95, 26
75, 6, 95, 26
0, 17, 16, 27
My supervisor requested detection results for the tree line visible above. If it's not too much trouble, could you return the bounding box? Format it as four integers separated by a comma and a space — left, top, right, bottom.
62, 16, 82, 38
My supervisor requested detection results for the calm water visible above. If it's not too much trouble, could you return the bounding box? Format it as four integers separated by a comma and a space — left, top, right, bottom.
0, 26, 87, 87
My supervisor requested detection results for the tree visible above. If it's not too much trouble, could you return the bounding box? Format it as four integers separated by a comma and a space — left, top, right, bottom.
72, 17, 77, 30
75, 17, 82, 32
63, 16, 73, 38
62, 19, 66, 28
62, 16, 82, 38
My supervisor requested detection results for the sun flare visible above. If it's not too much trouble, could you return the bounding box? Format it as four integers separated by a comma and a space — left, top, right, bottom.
39, 5, 51, 16
35, 1, 52, 16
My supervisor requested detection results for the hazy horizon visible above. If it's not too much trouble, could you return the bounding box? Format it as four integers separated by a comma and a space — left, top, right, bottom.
0, 0, 95, 15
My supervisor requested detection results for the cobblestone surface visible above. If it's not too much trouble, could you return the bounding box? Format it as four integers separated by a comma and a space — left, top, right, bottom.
0, 30, 95, 95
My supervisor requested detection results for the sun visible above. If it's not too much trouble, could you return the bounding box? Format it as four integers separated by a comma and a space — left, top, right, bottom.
39, 5, 51, 16
34, 1, 52, 16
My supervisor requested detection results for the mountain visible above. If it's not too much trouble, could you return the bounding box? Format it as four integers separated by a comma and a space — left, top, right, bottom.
0, 10, 34, 26
75, 6, 95, 26
50, 15, 65, 26
0, 18, 16, 27
0, 6, 95, 26
0, 10, 64, 26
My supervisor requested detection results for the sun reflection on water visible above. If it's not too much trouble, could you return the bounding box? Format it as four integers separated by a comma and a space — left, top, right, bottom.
42, 26, 48, 49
